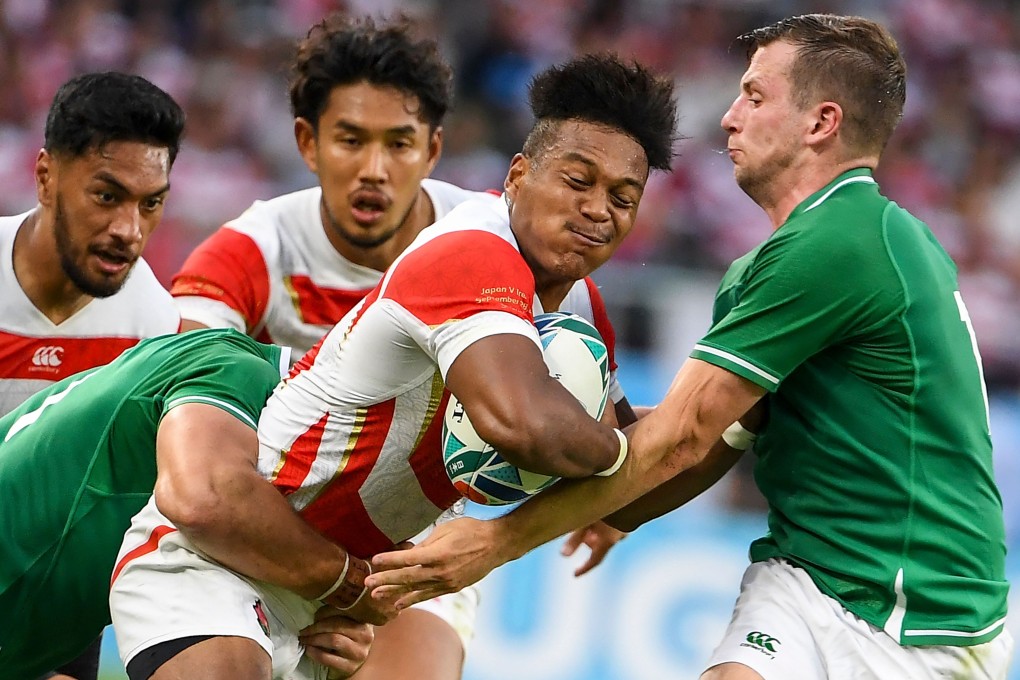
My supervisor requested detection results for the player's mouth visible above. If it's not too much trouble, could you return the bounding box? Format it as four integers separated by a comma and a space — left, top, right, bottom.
567, 223, 611, 247
350, 190, 391, 226
91, 248, 135, 275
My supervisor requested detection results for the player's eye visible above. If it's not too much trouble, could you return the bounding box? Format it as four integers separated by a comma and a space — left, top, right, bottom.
611, 194, 635, 209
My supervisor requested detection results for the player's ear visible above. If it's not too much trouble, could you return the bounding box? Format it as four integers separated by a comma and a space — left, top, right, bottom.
35, 149, 56, 207
294, 117, 319, 174
807, 101, 842, 147
504, 153, 528, 204
425, 126, 443, 175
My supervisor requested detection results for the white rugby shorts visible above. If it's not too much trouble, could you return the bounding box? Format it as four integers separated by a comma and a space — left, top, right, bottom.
705, 558, 1013, 680
110, 498, 479, 678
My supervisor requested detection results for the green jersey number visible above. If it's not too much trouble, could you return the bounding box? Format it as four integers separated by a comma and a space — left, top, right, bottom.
3, 372, 95, 443
954, 291, 991, 431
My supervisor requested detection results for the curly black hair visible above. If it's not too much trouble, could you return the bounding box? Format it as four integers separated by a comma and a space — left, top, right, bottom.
44, 72, 185, 163
289, 14, 453, 131
523, 54, 678, 171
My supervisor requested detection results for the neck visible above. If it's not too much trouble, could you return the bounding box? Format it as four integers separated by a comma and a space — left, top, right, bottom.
13, 206, 93, 324
758, 155, 877, 229
326, 187, 436, 272
536, 283, 571, 313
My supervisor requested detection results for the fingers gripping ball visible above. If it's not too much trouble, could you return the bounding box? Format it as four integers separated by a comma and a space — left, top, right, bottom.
442, 312, 611, 505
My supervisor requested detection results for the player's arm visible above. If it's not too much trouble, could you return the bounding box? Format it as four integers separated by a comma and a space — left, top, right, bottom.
171, 227, 270, 335
604, 398, 767, 531
178, 318, 209, 332
445, 333, 623, 478
367, 359, 764, 603
560, 395, 637, 576
154, 403, 394, 624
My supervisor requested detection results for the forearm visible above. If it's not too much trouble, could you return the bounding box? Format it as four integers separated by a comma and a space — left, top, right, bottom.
495, 359, 765, 560
155, 404, 349, 601
160, 469, 346, 600
604, 439, 743, 532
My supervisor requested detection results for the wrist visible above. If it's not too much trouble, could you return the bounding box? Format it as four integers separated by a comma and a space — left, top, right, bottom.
325, 555, 372, 610
721, 421, 757, 451
496, 515, 532, 564
594, 428, 629, 477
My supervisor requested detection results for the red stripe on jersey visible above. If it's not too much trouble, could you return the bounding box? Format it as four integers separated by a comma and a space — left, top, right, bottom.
0, 331, 139, 381
383, 231, 535, 326
284, 275, 372, 326
274, 411, 330, 495
407, 390, 460, 509
288, 286, 382, 377
298, 400, 396, 558
171, 228, 270, 333
110, 524, 178, 585
583, 277, 618, 372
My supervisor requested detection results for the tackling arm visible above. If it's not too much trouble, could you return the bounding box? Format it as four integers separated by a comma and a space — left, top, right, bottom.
366, 359, 765, 602
153, 403, 394, 624
604, 397, 767, 531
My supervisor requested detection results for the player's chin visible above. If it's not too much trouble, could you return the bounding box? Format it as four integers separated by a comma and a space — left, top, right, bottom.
565, 250, 609, 280
83, 271, 130, 298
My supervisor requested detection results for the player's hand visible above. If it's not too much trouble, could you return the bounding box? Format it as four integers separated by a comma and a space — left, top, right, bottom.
366, 517, 505, 609
561, 521, 627, 577
299, 606, 374, 678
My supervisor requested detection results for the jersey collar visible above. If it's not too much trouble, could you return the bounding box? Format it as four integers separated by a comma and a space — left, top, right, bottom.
787, 167, 877, 221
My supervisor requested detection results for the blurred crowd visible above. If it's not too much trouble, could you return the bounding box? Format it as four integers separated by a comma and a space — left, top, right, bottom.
2, 0, 1019, 387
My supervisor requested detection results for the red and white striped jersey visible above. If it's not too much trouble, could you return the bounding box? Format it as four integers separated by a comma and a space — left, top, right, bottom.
0, 210, 180, 416
256, 194, 622, 558
170, 179, 493, 356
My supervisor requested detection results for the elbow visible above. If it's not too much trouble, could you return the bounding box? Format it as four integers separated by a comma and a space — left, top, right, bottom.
154, 473, 235, 535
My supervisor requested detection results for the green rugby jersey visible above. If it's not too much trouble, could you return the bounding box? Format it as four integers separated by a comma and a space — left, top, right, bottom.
0, 328, 287, 678
691, 168, 1008, 646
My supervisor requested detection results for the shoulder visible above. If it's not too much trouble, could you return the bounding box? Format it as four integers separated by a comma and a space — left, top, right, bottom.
422, 179, 502, 220
222, 187, 323, 252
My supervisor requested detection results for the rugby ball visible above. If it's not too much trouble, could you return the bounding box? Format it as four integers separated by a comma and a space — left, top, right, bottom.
442, 312, 611, 505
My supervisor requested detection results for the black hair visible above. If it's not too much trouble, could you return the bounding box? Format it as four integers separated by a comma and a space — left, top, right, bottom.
523, 54, 678, 171
44, 72, 185, 164
289, 14, 453, 131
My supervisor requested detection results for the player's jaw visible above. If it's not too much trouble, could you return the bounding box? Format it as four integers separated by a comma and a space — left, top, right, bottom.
54, 197, 139, 298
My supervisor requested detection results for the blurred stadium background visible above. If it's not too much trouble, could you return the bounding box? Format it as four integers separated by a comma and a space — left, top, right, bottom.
2, 0, 1018, 678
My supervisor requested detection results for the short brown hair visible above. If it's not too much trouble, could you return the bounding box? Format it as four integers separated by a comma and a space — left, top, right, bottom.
736, 14, 906, 156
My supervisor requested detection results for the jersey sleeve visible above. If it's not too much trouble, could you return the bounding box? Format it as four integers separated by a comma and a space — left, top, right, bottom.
380, 229, 538, 379
692, 227, 898, 391
159, 349, 283, 431
170, 227, 271, 334
381, 230, 535, 325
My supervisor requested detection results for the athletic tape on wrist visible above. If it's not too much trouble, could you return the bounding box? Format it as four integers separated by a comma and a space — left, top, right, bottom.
316, 552, 350, 602
595, 428, 629, 477
721, 421, 758, 451
335, 559, 373, 612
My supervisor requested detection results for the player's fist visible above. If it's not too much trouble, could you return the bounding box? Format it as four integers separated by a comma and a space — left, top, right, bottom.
299, 606, 374, 678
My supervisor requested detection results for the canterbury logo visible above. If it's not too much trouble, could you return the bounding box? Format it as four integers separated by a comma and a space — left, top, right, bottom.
745, 631, 780, 652
32, 346, 64, 367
